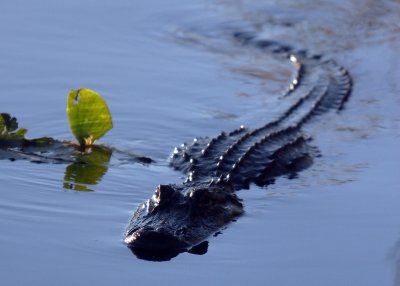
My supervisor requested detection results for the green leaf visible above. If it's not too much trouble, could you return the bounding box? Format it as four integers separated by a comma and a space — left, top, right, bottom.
0, 113, 18, 132
66, 88, 113, 146
0, 113, 27, 140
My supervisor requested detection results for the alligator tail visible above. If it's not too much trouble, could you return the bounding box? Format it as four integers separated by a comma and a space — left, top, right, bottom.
170, 33, 352, 190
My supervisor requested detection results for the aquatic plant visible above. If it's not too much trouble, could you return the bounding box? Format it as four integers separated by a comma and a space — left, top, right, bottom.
1, 89, 114, 191
67, 88, 113, 147
0, 113, 27, 141
1, 88, 112, 148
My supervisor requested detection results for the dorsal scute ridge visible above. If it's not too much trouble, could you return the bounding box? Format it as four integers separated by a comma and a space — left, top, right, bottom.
284, 54, 304, 96
224, 129, 305, 179
170, 32, 352, 190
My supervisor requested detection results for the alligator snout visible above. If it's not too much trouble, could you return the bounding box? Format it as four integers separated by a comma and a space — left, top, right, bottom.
124, 227, 188, 251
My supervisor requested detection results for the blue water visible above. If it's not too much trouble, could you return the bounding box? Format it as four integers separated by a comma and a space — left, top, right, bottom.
1, 0, 400, 285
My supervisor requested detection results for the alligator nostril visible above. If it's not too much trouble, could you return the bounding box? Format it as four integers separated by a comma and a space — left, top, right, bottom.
125, 228, 188, 251
124, 227, 152, 244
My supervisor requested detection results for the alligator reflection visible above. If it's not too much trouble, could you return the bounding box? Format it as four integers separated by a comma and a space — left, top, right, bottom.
63, 145, 111, 192
128, 240, 209, 261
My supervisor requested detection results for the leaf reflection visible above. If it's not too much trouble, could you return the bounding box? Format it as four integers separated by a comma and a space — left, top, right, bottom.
1, 112, 154, 192
63, 145, 112, 192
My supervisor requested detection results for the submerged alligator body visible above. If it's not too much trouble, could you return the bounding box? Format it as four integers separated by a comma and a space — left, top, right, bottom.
125, 32, 352, 261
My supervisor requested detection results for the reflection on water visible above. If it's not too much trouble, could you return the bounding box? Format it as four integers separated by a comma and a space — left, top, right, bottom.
63, 145, 112, 192
0, 111, 112, 192
1, 123, 152, 193
0, 140, 113, 192
128, 241, 209, 262
0, 135, 154, 192
1, 142, 154, 192
0, 112, 156, 191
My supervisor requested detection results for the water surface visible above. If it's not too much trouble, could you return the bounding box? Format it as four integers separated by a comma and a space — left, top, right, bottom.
1, 0, 399, 285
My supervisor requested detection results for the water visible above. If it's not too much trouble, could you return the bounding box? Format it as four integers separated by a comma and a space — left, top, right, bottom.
1, 0, 400, 285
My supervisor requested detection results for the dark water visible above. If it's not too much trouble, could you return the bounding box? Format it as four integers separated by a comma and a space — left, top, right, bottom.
1, 0, 400, 285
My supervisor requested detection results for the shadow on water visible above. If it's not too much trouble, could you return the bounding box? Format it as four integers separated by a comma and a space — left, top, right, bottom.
128, 240, 209, 262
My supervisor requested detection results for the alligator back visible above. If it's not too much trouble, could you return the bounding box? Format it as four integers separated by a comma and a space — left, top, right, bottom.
170, 33, 352, 190
125, 34, 353, 260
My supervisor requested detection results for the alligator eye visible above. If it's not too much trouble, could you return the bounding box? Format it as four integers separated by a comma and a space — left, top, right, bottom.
154, 184, 177, 205
188, 188, 214, 208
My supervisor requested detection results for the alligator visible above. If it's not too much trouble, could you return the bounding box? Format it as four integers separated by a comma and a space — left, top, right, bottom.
124, 32, 353, 261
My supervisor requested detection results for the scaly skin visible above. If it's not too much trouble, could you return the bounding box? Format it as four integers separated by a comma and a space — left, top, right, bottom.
125, 32, 352, 261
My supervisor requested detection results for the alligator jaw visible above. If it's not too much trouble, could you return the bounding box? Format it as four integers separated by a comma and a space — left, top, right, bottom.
125, 226, 190, 261
124, 183, 243, 261
124, 227, 189, 250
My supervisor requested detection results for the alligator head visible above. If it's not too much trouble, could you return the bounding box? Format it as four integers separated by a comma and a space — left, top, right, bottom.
124, 183, 243, 261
